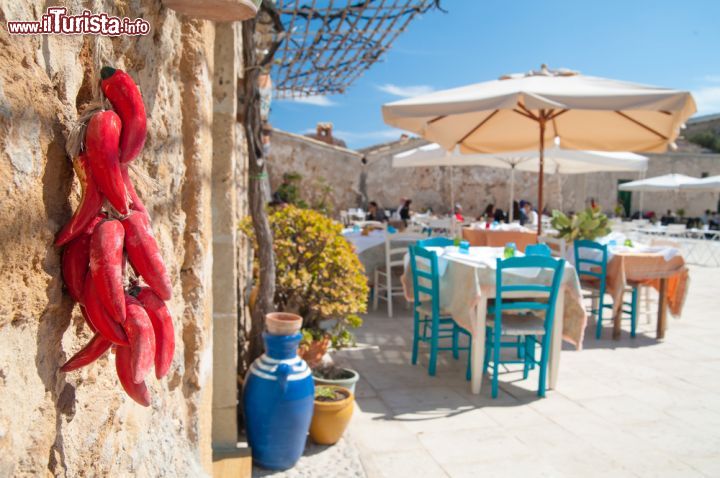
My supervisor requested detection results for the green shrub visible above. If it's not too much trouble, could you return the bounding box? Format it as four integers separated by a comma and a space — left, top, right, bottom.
241, 205, 368, 348
551, 206, 611, 241
687, 131, 720, 153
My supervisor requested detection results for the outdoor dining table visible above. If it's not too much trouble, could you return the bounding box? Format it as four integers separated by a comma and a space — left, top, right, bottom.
401, 246, 587, 395
600, 244, 689, 340
462, 226, 538, 252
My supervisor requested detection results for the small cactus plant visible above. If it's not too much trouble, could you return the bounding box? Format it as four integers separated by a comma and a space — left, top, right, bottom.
551, 206, 611, 241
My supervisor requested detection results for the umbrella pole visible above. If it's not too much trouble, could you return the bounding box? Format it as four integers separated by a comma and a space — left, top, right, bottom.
537, 118, 546, 235
509, 166, 515, 221
450, 166, 455, 215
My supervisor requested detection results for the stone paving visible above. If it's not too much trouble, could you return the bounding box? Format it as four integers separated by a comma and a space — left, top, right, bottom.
330, 264, 720, 477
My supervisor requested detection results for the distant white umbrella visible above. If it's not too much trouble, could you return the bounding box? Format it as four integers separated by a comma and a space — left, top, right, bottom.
393, 143, 648, 219
678, 175, 720, 192
618, 173, 701, 192
383, 64, 696, 233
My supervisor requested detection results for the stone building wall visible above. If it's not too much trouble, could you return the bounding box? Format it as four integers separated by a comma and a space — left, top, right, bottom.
0, 2, 248, 476
268, 130, 363, 213
272, 131, 720, 219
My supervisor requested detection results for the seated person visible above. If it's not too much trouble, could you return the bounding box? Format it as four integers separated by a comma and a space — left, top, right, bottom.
454, 204, 464, 222
365, 201, 388, 222
493, 208, 506, 223
483, 203, 496, 221
522, 202, 538, 227
399, 199, 412, 226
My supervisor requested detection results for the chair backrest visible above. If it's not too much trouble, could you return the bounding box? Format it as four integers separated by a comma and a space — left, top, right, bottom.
573, 240, 608, 286
408, 245, 441, 317
494, 256, 566, 333
526, 243, 552, 257
417, 237, 454, 248
538, 235, 567, 258
384, 224, 409, 267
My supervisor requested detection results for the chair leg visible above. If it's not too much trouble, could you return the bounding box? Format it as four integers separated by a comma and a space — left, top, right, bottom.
387, 276, 393, 318
452, 326, 459, 360
516, 336, 523, 359
491, 327, 501, 398
373, 270, 380, 311
465, 338, 472, 381
522, 337, 531, 379
428, 315, 439, 376
538, 336, 550, 398
411, 311, 420, 365
483, 327, 491, 374
595, 294, 604, 340
630, 286, 638, 338
528, 335, 536, 370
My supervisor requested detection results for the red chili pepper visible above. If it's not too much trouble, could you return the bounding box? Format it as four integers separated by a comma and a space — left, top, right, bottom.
124, 294, 156, 384
61, 234, 91, 303
100, 67, 147, 164
89, 219, 126, 324
85, 110, 128, 215
80, 305, 97, 333
60, 215, 104, 303
83, 276, 128, 346
136, 287, 174, 379
121, 164, 148, 217
121, 212, 172, 301
60, 333, 112, 372
54, 155, 104, 247
115, 346, 151, 407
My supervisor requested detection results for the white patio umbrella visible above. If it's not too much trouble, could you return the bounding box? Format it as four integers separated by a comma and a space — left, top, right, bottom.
618, 173, 701, 192
382, 64, 696, 234
393, 143, 648, 220
678, 175, 720, 192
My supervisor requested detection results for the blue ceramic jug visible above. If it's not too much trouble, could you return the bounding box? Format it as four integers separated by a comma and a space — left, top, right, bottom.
243, 332, 314, 470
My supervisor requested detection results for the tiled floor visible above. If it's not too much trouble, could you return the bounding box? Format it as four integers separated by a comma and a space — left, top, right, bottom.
334, 265, 720, 477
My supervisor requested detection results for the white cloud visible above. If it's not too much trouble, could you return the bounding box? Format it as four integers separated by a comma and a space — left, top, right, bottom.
692, 86, 720, 115
279, 95, 337, 107
377, 83, 435, 98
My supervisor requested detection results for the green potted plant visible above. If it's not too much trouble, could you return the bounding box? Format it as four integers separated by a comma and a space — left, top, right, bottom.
312, 363, 360, 395
550, 206, 611, 242
309, 385, 354, 445
241, 204, 368, 369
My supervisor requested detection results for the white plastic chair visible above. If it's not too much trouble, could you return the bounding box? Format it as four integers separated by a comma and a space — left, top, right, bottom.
373, 225, 426, 318
538, 235, 567, 259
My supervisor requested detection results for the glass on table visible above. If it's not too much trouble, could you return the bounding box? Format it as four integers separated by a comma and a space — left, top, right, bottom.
503, 242, 517, 259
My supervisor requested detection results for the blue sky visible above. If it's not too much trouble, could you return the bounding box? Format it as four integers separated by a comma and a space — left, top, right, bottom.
270, 0, 720, 150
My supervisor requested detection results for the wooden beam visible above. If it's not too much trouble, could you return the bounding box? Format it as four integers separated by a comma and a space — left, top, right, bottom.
615, 111, 669, 141
456, 109, 500, 146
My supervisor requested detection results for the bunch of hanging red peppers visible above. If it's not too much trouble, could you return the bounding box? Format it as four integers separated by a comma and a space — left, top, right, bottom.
56, 67, 173, 407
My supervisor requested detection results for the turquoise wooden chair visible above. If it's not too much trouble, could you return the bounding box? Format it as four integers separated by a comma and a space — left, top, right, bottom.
526, 243, 552, 257
574, 240, 638, 339
408, 244, 471, 378
485, 255, 565, 398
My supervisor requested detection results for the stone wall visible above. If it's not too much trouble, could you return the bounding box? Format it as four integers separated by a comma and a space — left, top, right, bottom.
268, 130, 363, 213
0, 2, 247, 476
271, 131, 720, 219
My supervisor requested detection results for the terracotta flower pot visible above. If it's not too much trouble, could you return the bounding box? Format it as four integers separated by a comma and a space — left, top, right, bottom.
298, 336, 330, 368
163, 0, 261, 22
265, 312, 303, 336
309, 386, 354, 445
